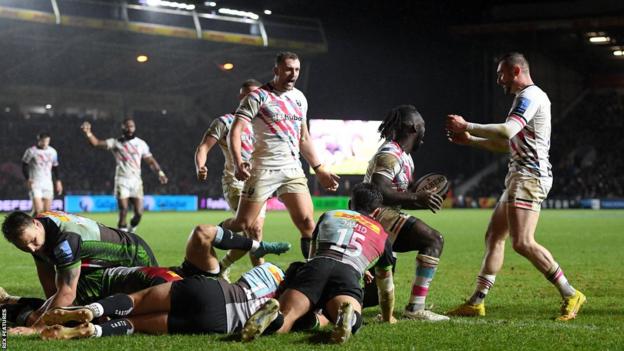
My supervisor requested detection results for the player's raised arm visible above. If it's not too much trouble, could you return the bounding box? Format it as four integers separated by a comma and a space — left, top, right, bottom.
80, 121, 108, 148
144, 155, 168, 184
299, 121, 339, 191
195, 130, 218, 182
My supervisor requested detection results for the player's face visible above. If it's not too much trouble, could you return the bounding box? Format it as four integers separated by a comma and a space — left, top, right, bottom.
496, 62, 515, 95
14, 221, 45, 254
37, 137, 50, 149
406, 114, 425, 152
238, 85, 260, 100
122, 120, 136, 137
273, 58, 300, 91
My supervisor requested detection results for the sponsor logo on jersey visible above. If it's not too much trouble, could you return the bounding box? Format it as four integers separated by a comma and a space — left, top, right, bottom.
54, 240, 74, 264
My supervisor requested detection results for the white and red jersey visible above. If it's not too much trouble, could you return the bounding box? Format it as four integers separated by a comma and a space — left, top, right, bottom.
22, 145, 59, 187
506, 85, 552, 178
206, 113, 254, 185
363, 140, 414, 194
104, 137, 152, 181
235, 83, 308, 169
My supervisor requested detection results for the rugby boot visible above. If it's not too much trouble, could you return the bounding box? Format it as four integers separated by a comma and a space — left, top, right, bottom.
242, 298, 280, 341
556, 290, 586, 321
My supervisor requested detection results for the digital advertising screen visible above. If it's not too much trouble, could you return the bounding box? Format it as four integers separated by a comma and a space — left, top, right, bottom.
309, 119, 383, 175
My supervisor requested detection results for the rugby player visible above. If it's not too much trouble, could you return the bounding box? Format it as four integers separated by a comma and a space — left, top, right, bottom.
39, 262, 286, 339
22, 132, 63, 215
445, 52, 585, 321
80, 118, 168, 232
241, 183, 396, 344
224, 51, 340, 259
195, 79, 267, 279
362, 105, 449, 321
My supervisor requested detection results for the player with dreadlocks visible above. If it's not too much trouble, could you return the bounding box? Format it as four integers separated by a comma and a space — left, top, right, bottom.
362, 104, 449, 321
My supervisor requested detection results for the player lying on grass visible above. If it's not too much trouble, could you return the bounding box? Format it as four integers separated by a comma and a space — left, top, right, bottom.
2, 211, 290, 334
2, 210, 159, 330
39, 262, 287, 339
241, 182, 396, 344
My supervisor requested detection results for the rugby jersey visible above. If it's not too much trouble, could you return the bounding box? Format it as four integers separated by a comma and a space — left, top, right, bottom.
205, 113, 255, 185
33, 211, 157, 271
104, 136, 152, 181
363, 141, 414, 194
311, 210, 394, 274
219, 263, 284, 333
235, 83, 308, 169
506, 85, 553, 178
22, 145, 59, 187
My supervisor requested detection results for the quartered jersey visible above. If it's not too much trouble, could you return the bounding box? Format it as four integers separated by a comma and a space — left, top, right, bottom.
311, 210, 394, 274
33, 211, 157, 271
218, 263, 284, 333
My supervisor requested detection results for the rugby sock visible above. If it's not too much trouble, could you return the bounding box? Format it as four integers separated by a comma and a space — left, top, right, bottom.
468, 274, 496, 305
300, 237, 312, 259
407, 254, 439, 311
545, 263, 576, 298
264, 312, 285, 334
93, 319, 135, 337
130, 215, 142, 228
212, 226, 253, 251
88, 293, 134, 318
351, 311, 363, 334
292, 311, 320, 331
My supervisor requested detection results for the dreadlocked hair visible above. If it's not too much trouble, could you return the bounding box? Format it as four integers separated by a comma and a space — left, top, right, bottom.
378, 104, 420, 141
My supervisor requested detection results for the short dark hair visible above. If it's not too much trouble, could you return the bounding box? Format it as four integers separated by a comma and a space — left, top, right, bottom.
241, 79, 262, 89
275, 51, 299, 66
378, 104, 424, 141
2, 211, 34, 243
498, 52, 530, 72
351, 183, 383, 213
37, 132, 50, 139
122, 117, 134, 124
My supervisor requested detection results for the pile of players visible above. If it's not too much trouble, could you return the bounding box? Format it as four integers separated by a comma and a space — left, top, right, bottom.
2, 51, 585, 345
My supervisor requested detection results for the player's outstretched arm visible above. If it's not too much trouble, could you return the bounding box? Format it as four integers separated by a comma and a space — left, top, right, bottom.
299, 122, 339, 191
446, 114, 522, 140
447, 131, 510, 153
80, 121, 108, 148
145, 156, 168, 184
195, 131, 218, 181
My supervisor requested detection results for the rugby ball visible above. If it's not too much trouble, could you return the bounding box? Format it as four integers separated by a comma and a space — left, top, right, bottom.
410, 173, 449, 198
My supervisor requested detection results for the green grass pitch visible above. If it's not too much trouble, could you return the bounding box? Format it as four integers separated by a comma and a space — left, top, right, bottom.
2, 209, 623, 350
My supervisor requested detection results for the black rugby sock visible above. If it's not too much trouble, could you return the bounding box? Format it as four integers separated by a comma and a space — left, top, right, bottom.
264, 312, 285, 334
300, 238, 312, 259
96, 318, 134, 337
89, 293, 134, 318
213, 226, 253, 251
130, 215, 142, 227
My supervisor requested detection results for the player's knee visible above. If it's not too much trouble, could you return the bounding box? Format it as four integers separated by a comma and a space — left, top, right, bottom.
423, 229, 444, 257
295, 216, 315, 235
511, 238, 532, 256
190, 224, 216, 246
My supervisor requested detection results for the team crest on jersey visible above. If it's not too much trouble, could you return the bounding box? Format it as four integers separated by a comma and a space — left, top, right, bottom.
512, 97, 531, 116
295, 100, 302, 107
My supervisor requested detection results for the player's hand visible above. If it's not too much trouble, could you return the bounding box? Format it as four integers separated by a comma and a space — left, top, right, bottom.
9, 326, 40, 336
158, 172, 168, 185
235, 162, 251, 181
26, 179, 33, 190
415, 190, 443, 213
315, 167, 340, 191
55, 180, 63, 195
197, 166, 208, 181
446, 114, 468, 134
447, 130, 471, 145
80, 121, 92, 135
364, 271, 374, 285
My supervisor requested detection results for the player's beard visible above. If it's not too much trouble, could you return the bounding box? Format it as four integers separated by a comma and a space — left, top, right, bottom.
122, 132, 135, 140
